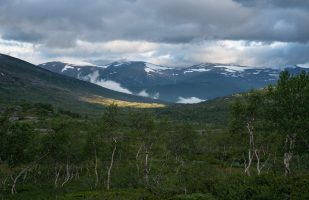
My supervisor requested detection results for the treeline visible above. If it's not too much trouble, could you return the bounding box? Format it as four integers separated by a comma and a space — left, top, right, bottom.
0, 71, 308, 200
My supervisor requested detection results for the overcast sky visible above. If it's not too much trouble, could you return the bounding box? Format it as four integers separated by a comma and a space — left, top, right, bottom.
0, 0, 309, 67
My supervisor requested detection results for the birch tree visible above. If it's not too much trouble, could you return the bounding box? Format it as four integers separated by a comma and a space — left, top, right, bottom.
230, 91, 269, 176
265, 71, 309, 175
100, 104, 121, 190
129, 111, 156, 189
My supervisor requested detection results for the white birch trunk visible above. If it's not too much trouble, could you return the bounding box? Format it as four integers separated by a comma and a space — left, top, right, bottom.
244, 122, 255, 176
94, 144, 99, 188
144, 143, 152, 189
107, 138, 117, 190
61, 158, 70, 187
284, 134, 296, 176
136, 143, 143, 178
11, 153, 48, 194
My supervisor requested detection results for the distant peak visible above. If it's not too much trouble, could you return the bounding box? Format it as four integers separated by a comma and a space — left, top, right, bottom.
284, 65, 298, 69
40, 60, 95, 67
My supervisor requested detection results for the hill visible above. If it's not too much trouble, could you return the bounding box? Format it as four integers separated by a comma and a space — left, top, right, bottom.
0, 54, 165, 114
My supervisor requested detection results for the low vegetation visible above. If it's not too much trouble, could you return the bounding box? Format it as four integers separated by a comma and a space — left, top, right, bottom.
0, 71, 308, 199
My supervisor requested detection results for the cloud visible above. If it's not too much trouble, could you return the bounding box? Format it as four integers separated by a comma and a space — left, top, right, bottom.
2, 36, 309, 68
137, 89, 160, 99
81, 71, 132, 94
138, 90, 150, 97
1, 0, 308, 45
233, 0, 309, 9
177, 97, 205, 104
0, 0, 309, 67
96, 80, 132, 94
152, 92, 160, 99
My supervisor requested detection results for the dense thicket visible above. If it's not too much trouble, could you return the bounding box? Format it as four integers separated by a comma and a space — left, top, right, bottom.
0, 71, 308, 200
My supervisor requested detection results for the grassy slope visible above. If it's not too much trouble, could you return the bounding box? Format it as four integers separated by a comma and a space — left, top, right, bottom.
154, 95, 240, 128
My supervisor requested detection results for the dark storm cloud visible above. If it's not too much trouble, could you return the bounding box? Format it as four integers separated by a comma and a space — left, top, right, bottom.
0, 0, 308, 46
238, 42, 309, 67
2, 28, 43, 43
0, 0, 309, 67
233, 0, 309, 9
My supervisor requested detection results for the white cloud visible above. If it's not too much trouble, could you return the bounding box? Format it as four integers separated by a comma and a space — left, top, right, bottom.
177, 96, 205, 104
137, 89, 160, 99
138, 89, 150, 97
152, 92, 160, 99
81, 71, 132, 94
0, 37, 43, 63
298, 63, 309, 68
96, 80, 132, 94
2, 35, 309, 68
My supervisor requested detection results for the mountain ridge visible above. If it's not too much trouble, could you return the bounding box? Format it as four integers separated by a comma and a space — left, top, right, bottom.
39, 60, 309, 103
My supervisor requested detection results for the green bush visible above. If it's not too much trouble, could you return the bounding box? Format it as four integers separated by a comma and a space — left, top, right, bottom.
64, 189, 158, 200
169, 193, 217, 200
211, 174, 309, 200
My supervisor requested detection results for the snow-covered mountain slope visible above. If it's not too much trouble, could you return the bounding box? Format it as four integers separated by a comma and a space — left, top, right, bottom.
39, 61, 309, 103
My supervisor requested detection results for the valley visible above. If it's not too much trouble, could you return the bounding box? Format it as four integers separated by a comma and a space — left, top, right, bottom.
1, 1, 309, 199
0, 54, 308, 200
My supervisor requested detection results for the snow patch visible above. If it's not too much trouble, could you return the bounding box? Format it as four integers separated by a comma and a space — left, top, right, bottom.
177, 97, 205, 104
145, 68, 155, 73
191, 68, 211, 72
113, 61, 130, 67
61, 65, 74, 72
114, 63, 123, 67
269, 73, 279, 77
97, 65, 109, 69
252, 70, 261, 75
184, 68, 211, 73
60, 60, 96, 66
214, 65, 249, 72
144, 63, 169, 73
224, 69, 236, 73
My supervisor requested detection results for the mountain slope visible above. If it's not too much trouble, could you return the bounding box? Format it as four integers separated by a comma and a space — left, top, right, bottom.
39, 61, 309, 103
39, 61, 176, 98
0, 54, 165, 114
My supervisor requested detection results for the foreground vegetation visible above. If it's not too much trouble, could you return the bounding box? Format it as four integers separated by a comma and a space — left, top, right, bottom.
0, 71, 308, 199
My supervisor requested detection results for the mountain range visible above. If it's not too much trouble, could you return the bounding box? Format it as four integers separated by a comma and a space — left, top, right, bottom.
39, 61, 309, 103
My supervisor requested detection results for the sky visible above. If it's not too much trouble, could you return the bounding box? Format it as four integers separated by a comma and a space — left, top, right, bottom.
0, 0, 309, 68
